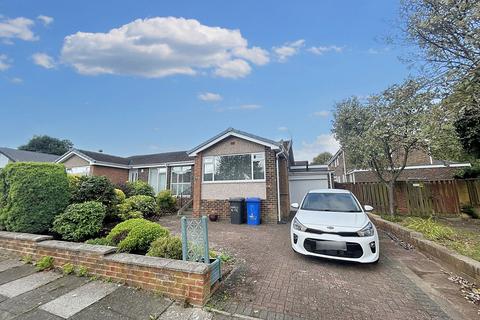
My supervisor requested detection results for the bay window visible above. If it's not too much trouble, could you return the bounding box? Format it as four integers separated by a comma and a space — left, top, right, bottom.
203, 153, 265, 182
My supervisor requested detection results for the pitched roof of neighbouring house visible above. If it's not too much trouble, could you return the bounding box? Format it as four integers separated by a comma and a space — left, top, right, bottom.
77, 149, 131, 165
127, 151, 193, 165
0, 147, 59, 163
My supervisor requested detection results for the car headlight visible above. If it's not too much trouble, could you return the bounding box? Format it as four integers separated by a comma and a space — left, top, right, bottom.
292, 217, 307, 232
357, 222, 374, 237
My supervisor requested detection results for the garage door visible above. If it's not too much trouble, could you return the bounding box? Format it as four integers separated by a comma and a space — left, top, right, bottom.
289, 175, 329, 206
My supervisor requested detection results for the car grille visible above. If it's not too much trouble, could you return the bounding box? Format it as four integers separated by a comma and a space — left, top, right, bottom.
303, 239, 363, 258
305, 228, 358, 237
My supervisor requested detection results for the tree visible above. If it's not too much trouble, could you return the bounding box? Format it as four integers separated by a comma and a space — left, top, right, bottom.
399, 0, 480, 84
333, 80, 436, 215
311, 152, 333, 165
19, 135, 73, 155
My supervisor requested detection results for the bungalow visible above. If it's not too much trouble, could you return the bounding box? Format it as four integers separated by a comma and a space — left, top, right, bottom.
56, 128, 332, 223
0, 147, 59, 168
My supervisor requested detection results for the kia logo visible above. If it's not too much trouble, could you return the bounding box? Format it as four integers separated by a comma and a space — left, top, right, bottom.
327, 226, 334, 230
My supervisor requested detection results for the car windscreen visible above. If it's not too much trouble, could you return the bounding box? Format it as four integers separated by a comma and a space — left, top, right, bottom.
301, 193, 361, 212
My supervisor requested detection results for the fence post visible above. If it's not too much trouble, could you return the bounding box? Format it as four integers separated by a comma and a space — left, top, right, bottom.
202, 216, 209, 264
181, 216, 188, 261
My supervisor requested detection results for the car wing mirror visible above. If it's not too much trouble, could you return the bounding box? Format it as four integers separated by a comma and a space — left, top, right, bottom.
364, 205, 374, 212
291, 203, 299, 209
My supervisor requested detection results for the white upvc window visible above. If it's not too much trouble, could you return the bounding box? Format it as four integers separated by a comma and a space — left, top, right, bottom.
66, 166, 90, 176
148, 167, 167, 194
171, 166, 191, 196
203, 152, 265, 183
129, 169, 138, 182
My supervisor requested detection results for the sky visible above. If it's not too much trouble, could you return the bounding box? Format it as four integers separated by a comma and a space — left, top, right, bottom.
0, 1, 413, 161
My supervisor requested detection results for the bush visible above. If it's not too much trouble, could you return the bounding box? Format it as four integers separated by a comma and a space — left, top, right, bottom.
147, 236, 183, 259
52, 201, 106, 241
125, 181, 154, 197
156, 190, 177, 214
106, 219, 169, 253
71, 175, 116, 206
85, 237, 111, 246
118, 210, 143, 221
36, 256, 54, 271
117, 195, 156, 220
62, 263, 75, 275
404, 217, 455, 241
461, 205, 480, 219
114, 188, 126, 203
0, 163, 69, 233
67, 174, 81, 198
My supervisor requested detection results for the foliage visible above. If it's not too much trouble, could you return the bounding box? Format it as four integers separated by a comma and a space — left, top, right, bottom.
114, 188, 126, 203
404, 217, 454, 241
62, 263, 75, 275
156, 190, 176, 213
332, 80, 437, 215
36, 256, 54, 271
18, 135, 73, 156
210, 250, 234, 263
0, 163, 70, 233
399, 0, 480, 83
52, 201, 106, 241
125, 181, 155, 197
67, 174, 81, 199
454, 104, 480, 159
76, 265, 88, 277
118, 210, 143, 221
85, 237, 112, 246
22, 255, 33, 264
311, 152, 333, 165
106, 219, 170, 253
71, 175, 116, 209
460, 205, 480, 219
147, 236, 183, 260
455, 163, 480, 179
117, 195, 156, 220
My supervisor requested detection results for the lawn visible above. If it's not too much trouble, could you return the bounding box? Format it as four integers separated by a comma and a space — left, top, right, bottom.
380, 214, 480, 262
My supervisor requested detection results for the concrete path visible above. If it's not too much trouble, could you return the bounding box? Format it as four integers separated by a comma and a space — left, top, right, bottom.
0, 253, 215, 320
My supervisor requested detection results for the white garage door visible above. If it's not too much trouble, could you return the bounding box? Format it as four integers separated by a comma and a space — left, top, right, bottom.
289, 175, 329, 206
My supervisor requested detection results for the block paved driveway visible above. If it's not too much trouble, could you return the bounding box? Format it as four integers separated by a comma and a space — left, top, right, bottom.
159, 216, 479, 320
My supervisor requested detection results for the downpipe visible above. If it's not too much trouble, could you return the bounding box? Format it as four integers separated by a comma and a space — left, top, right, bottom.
276, 148, 286, 224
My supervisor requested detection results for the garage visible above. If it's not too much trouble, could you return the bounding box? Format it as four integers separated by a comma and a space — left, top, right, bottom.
288, 164, 332, 206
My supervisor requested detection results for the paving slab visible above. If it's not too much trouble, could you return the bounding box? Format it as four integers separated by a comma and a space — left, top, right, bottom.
0, 272, 62, 298
0, 260, 23, 273
0, 275, 88, 317
15, 309, 63, 320
39, 281, 119, 319
0, 264, 36, 285
158, 303, 213, 320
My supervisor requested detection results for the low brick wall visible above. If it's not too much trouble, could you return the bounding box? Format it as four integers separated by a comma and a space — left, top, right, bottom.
369, 214, 480, 283
0, 231, 212, 305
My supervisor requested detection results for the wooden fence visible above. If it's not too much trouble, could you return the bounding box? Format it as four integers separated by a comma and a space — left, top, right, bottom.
336, 179, 480, 216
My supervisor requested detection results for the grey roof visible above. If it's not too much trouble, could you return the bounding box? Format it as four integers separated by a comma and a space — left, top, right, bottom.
188, 127, 281, 155
77, 149, 131, 165
127, 151, 193, 165
0, 147, 59, 163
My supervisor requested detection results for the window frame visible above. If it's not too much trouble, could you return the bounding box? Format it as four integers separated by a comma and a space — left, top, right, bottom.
148, 167, 167, 194
202, 152, 266, 183
170, 166, 192, 196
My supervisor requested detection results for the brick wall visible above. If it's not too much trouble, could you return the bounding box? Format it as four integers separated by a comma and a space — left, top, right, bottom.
193, 154, 203, 216
0, 231, 212, 306
90, 165, 129, 185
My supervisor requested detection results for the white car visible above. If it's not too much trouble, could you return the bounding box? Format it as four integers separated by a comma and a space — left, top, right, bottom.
290, 189, 379, 264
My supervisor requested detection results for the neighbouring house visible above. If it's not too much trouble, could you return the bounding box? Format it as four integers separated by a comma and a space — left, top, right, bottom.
55, 128, 333, 222
328, 149, 471, 183
0, 147, 59, 168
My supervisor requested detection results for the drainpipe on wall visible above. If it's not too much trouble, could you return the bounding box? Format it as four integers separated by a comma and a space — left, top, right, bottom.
275, 146, 287, 224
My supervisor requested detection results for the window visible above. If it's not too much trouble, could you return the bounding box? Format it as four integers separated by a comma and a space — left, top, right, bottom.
203, 153, 265, 182
171, 166, 191, 196
66, 166, 90, 176
148, 168, 167, 194
129, 169, 138, 182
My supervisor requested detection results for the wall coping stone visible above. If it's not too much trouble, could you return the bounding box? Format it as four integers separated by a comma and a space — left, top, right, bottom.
36, 240, 116, 255
105, 253, 209, 274
0, 231, 53, 242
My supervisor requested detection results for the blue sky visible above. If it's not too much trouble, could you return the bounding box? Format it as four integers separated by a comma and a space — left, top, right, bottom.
0, 1, 412, 161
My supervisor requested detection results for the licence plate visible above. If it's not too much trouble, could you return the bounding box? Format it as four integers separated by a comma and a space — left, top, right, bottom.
316, 240, 347, 251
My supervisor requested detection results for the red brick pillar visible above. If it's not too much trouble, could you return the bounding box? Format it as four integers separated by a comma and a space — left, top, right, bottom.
192, 153, 202, 217
262, 147, 279, 223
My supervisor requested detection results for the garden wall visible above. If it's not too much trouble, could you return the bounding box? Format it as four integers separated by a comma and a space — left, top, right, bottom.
0, 231, 212, 306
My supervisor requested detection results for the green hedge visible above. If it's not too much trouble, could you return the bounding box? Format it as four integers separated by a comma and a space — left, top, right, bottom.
70, 175, 116, 208
125, 181, 155, 197
0, 162, 69, 233
117, 195, 156, 220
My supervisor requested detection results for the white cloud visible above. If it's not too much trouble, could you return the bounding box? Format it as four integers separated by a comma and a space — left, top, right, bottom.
0, 17, 37, 42
273, 39, 305, 62
294, 134, 340, 162
60, 17, 269, 79
37, 15, 54, 26
215, 104, 262, 112
32, 53, 56, 69
367, 47, 390, 55
0, 54, 11, 71
278, 126, 289, 132
198, 92, 222, 102
308, 45, 343, 55
313, 110, 330, 117
9, 77, 23, 84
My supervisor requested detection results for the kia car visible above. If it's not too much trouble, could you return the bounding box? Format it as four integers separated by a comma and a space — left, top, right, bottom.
290, 189, 379, 263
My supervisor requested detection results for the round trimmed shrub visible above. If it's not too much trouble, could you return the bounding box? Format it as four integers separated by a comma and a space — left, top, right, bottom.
118, 210, 143, 221
71, 176, 116, 208
117, 195, 156, 219
106, 218, 169, 253
147, 236, 182, 260
125, 181, 154, 197
52, 201, 106, 241
0, 163, 70, 233
156, 190, 176, 214
114, 188, 126, 203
